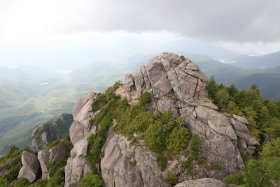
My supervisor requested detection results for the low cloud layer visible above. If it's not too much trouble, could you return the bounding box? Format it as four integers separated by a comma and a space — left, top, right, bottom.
0, 0, 279, 43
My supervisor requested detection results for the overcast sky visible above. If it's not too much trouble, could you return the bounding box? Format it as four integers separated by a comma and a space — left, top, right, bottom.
0, 0, 279, 67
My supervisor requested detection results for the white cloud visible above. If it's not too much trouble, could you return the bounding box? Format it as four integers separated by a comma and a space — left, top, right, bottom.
1, 0, 280, 42
0, 0, 279, 56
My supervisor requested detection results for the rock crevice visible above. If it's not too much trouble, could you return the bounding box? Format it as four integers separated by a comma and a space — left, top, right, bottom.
64, 93, 97, 187
122, 52, 258, 179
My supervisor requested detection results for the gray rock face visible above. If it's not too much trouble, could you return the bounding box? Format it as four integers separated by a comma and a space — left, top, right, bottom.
38, 141, 72, 180
38, 149, 50, 180
123, 52, 259, 179
18, 151, 41, 183
65, 93, 97, 187
174, 178, 232, 187
101, 131, 169, 187
229, 116, 259, 154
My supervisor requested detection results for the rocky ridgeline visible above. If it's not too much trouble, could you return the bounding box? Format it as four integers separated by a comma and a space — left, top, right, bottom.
29, 113, 73, 150
101, 52, 258, 186
16, 52, 258, 187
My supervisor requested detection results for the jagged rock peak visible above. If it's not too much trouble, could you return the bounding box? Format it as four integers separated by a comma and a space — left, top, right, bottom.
125, 52, 207, 103
121, 52, 259, 180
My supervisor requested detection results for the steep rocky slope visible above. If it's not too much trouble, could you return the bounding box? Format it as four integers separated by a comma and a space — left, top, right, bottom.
2, 52, 260, 186
63, 52, 258, 186
65, 93, 97, 186
29, 113, 73, 150
97, 53, 257, 185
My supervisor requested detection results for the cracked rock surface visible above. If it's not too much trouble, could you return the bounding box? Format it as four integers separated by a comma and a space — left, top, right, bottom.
101, 130, 169, 187
64, 93, 97, 187
38, 141, 72, 180
64, 53, 258, 186
123, 52, 258, 179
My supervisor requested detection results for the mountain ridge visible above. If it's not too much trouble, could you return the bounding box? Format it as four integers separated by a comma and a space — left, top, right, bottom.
0, 52, 279, 187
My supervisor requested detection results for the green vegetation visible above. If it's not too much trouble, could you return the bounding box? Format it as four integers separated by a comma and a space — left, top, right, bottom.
85, 82, 124, 186
10, 178, 29, 187
180, 55, 186, 61
181, 134, 207, 176
0, 139, 70, 187
32, 114, 73, 150
207, 76, 280, 138
113, 93, 192, 170
207, 77, 280, 186
3, 76, 279, 187
164, 172, 178, 186
224, 170, 246, 186
167, 127, 189, 155
80, 173, 103, 187
45, 166, 65, 187
84, 81, 204, 187
0, 146, 23, 185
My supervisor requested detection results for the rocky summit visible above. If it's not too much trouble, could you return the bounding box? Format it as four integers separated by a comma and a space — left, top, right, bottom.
122, 52, 258, 177
3, 52, 263, 186
63, 52, 258, 186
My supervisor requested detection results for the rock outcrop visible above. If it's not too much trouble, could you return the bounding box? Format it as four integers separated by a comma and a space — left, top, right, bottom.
64, 93, 97, 187
101, 131, 169, 187
38, 141, 72, 180
18, 151, 41, 183
63, 52, 258, 186
122, 52, 258, 179
29, 113, 73, 150
174, 178, 233, 187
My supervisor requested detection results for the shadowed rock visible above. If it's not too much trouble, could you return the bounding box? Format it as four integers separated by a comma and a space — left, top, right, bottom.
38, 141, 72, 180
18, 151, 41, 183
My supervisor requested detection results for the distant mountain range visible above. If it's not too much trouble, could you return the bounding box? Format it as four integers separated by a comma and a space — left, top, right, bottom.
231, 51, 280, 69
190, 51, 280, 99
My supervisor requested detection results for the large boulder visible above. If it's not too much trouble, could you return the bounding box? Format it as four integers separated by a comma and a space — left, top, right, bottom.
101, 131, 169, 187
38, 149, 50, 180
38, 141, 72, 180
64, 93, 97, 187
123, 52, 258, 179
18, 151, 41, 183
